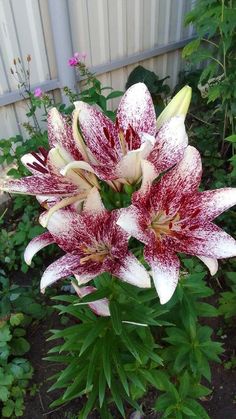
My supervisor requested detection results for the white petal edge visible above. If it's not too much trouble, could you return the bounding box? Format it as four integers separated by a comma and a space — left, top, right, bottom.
150, 256, 180, 305
117, 253, 151, 288
24, 233, 54, 265
197, 255, 218, 276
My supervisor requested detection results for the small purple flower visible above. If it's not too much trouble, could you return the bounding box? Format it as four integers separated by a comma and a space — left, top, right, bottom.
34, 87, 43, 98
68, 57, 78, 67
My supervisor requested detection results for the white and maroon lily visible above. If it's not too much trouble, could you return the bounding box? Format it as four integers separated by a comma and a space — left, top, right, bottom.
73, 83, 191, 191
0, 109, 99, 222
117, 146, 236, 304
24, 188, 151, 293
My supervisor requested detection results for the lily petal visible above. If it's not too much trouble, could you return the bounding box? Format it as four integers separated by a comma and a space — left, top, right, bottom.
117, 205, 152, 245
47, 108, 82, 160
197, 255, 218, 276
156, 85, 192, 130
197, 188, 236, 221
176, 222, 236, 259
74, 101, 118, 165
148, 116, 188, 174
150, 146, 202, 214
138, 159, 158, 195
145, 244, 180, 304
24, 232, 55, 265
83, 187, 105, 214
40, 254, 81, 293
0, 175, 79, 196
116, 82, 156, 136
72, 283, 110, 317
112, 252, 151, 288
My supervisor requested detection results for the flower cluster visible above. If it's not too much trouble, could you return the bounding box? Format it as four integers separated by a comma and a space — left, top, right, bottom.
1, 83, 236, 308
68, 52, 87, 67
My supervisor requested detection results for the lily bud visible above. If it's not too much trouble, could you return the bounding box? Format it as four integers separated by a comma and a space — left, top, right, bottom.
156, 85, 192, 130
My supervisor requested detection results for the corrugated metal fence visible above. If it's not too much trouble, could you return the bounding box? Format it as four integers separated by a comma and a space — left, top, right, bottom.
0, 0, 195, 140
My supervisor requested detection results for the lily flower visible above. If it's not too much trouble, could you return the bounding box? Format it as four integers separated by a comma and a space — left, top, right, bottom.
0, 108, 99, 224
73, 83, 191, 191
117, 146, 236, 304
24, 188, 151, 293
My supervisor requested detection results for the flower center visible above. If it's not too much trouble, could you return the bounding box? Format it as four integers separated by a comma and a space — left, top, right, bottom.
80, 242, 110, 264
103, 121, 140, 156
150, 210, 181, 239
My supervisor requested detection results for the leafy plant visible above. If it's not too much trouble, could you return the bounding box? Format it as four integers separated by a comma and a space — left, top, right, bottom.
183, 0, 236, 149
0, 316, 33, 417
154, 371, 211, 419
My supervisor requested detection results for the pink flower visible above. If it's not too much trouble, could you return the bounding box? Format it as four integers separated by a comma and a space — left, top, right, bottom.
74, 52, 87, 61
34, 87, 43, 97
117, 146, 236, 304
73, 83, 191, 191
24, 188, 151, 293
68, 57, 78, 66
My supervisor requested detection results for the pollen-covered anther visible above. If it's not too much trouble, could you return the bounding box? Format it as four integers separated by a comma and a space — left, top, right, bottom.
80, 243, 109, 264
150, 210, 181, 238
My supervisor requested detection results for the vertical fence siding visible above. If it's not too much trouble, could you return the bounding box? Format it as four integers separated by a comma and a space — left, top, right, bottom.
0, 0, 195, 140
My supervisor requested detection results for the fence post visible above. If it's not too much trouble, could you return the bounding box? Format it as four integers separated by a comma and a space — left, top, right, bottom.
48, 0, 78, 104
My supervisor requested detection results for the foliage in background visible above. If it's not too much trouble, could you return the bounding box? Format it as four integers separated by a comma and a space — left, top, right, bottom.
0, 269, 52, 417
182, 0, 236, 149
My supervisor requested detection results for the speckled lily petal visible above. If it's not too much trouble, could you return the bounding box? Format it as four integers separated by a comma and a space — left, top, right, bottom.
40, 253, 81, 293
48, 108, 82, 160
24, 232, 55, 265
145, 244, 180, 305
148, 116, 188, 174
116, 83, 156, 136
113, 251, 151, 288
0, 175, 79, 196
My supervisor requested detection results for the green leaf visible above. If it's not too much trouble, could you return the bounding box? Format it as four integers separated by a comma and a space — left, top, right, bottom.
10, 337, 30, 356
79, 389, 97, 419
0, 325, 11, 342
102, 338, 111, 388
109, 300, 122, 335
2, 400, 15, 417
106, 90, 123, 100
79, 319, 106, 355
182, 39, 201, 58
181, 405, 196, 416
155, 393, 173, 412
179, 371, 190, 398
185, 399, 210, 419
225, 134, 236, 143
121, 329, 141, 362
110, 382, 125, 417
0, 371, 14, 386
0, 386, 9, 402
196, 302, 218, 317
10, 313, 24, 326
99, 369, 106, 407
